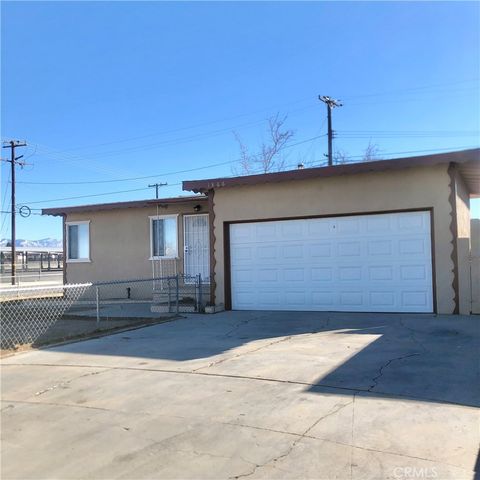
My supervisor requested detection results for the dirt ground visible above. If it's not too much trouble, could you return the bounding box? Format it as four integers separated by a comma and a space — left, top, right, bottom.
0, 315, 176, 357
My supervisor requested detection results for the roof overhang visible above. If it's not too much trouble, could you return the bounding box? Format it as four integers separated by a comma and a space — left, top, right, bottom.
183, 149, 480, 196
42, 195, 208, 217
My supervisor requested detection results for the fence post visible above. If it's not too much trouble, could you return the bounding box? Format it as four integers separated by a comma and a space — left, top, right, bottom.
175, 274, 179, 314
197, 274, 202, 312
95, 286, 100, 325
168, 278, 171, 313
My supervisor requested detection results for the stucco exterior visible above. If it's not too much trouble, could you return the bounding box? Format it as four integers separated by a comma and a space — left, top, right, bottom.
64, 202, 209, 284
211, 164, 457, 314
471, 219, 480, 314
452, 167, 472, 314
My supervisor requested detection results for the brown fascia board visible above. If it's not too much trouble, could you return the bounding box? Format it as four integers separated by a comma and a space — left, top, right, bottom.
183, 148, 480, 195
42, 195, 208, 217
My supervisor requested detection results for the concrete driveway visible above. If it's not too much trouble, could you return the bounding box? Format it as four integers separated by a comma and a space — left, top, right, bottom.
1, 311, 479, 479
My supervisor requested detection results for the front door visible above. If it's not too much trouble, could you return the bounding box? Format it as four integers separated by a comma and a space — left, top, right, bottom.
184, 214, 210, 283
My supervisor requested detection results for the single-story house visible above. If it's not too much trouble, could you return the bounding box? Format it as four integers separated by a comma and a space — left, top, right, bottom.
43, 196, 211, 285
43, 148, 480, 314
183, 148, 479, 315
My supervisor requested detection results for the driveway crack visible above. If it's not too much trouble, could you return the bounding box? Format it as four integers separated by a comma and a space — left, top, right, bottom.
193, 336, 293, 372
399, 318, 429, 354
368, 353, 421, 392
230, 400, 353, 479
34, 369, 108, 397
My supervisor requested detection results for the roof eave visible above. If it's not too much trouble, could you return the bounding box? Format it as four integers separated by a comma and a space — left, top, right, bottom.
42, 195, 208, 216
183, 148, 480, 195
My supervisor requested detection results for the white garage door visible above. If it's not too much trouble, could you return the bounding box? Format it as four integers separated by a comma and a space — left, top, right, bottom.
229, 211, 433, 313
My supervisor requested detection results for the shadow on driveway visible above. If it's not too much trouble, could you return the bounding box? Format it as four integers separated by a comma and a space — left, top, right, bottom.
38, 311, 480, 408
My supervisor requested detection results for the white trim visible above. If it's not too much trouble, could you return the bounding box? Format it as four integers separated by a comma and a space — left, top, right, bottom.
149, 214, 179, 260
65, 220, 91, 263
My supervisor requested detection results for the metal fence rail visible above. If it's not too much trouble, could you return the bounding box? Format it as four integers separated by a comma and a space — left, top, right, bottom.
92, 275, 206, 321
0, 283, 91, 349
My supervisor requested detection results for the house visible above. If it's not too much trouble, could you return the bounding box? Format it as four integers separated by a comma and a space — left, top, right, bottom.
183, 148, 479, 315
42, 196, 211, 286
43, 148, 480, 314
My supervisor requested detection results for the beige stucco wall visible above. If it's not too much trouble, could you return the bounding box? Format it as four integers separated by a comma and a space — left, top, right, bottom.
212, 164, 457, 314
471, 219, 480, 314
65, 202, 208, 284
453, 170, 472, 314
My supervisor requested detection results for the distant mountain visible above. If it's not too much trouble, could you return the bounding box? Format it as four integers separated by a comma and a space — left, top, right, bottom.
0, 238, 63, 248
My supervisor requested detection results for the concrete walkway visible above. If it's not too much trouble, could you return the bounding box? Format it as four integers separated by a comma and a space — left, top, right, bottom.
1, 311, 479, 479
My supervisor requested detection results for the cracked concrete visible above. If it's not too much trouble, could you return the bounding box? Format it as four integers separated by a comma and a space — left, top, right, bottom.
368, 352, 422, 392
1, 311, 479, 479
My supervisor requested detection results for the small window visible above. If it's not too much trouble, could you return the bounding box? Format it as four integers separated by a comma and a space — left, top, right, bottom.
66, 221, 90, 262
150, 215, 178, 258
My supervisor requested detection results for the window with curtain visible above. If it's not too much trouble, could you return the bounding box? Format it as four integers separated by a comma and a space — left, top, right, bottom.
150, 216, 178, 258
67, 222, 90, 261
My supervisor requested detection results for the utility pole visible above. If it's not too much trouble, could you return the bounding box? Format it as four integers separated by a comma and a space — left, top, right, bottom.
2, 140, 27, 285
319, 96, 343, 166
148, 182, 167, 199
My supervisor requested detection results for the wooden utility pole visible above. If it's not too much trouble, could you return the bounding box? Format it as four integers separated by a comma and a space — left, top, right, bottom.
2, 140, 27, 285
148, 182, 167, 199
319, 96, 343, 166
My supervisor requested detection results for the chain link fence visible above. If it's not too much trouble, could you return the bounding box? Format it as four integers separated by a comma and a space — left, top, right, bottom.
0, 283, 92, 349
0, 275, 208, 350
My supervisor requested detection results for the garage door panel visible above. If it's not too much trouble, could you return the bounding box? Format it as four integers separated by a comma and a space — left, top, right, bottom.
230, 211, 433, 313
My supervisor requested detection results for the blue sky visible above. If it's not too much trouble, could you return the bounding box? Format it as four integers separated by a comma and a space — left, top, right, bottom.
1, 1, 479, 240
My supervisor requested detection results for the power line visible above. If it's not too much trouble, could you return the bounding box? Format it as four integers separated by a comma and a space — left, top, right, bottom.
340, 78, 479, 101
27, 98, 315, 154
20, 105, 316, 166
16, 134, 327, 186
25, 184, 182, 205
8, 79, 478, 169
0, 169, 12, 234
338, 132, 480, 139
24, 145, 479, 207
10, 78, 476, 158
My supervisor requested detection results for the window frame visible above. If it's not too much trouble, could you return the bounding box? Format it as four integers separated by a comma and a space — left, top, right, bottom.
65, 220, 91, 263
149, 214, 179, 260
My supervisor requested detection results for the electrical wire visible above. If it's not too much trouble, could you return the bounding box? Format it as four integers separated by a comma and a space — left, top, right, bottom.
29, 98, 315, 154
23, 145, 479, 207
0, 169, 11, 234
16, 134, 328, 185
26, 185, 179, 205
13, 78, 477, 157
341, 79, 479, 101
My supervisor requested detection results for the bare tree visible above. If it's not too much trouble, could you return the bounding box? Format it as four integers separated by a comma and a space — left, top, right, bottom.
333, 149, 350, 165
363, 141, 381, 162
332, 142, 381, 165
233, 114, 294, 175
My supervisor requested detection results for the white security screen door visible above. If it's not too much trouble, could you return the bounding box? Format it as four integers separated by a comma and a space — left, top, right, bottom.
184, 214, 210, 282
229, 211, 433, 313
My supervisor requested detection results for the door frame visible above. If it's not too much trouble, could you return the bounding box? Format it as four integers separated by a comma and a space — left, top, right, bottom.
183, 213, 210, 284
224, 207, 436, 313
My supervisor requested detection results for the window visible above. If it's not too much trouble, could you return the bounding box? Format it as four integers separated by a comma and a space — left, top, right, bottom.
66, 221, 90, 262
150, 215, 178, 258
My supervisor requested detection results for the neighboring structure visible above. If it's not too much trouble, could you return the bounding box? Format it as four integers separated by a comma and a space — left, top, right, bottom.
43, 148, 479, 315
0, 246, 63, 273
183, 148, 479, 315
43, 196, 210, 285
0, 246, 63, 286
